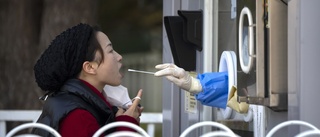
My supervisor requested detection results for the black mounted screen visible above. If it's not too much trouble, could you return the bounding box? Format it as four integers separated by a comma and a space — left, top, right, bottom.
164, 16, 196, 71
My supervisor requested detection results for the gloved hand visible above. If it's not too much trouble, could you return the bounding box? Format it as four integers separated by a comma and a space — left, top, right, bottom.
154, 63, 202, 93
227, 86, 249, 113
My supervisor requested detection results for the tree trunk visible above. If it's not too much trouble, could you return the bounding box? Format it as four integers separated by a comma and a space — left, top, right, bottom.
39, 0, 98, 51
0, 0, 97, 133
0, 0, 43, 110
0, 0, 98, 110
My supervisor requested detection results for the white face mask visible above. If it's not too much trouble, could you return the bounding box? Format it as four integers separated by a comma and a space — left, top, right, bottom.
102, 85, 132, 109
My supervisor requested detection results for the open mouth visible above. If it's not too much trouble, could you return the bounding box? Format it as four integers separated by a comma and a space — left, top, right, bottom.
119, 64, 126, 78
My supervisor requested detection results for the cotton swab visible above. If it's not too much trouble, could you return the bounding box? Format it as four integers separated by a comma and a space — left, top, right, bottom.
128, 69, 155, 75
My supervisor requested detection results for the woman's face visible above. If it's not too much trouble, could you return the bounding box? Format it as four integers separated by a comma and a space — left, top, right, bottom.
95, 31, 123, 86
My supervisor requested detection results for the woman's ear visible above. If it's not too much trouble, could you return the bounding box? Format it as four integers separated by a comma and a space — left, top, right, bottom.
82, 61, 98, 74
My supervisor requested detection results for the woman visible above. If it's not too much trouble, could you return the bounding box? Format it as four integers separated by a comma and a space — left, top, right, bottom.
32, 23, 143, 137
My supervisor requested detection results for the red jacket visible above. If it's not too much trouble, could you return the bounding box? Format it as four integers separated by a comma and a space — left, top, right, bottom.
59, 80, 139, 137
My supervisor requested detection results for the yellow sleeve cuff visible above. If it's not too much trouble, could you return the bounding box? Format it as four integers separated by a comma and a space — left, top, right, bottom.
227, 86, 249, 113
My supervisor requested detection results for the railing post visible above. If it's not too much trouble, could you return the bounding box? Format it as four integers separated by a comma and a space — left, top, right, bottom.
0, 121, 6, 137
147, 124, 155, 137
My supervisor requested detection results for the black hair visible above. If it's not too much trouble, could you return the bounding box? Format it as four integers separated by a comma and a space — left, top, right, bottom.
85, 26, 104, 65
34, 23, 101, 92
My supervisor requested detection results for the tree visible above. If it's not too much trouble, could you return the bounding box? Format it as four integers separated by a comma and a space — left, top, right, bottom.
0, 0, 98, 131
0, 0, 43, 110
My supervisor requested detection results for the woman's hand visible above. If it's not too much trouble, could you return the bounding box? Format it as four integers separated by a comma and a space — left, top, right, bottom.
116, 89, 143, 122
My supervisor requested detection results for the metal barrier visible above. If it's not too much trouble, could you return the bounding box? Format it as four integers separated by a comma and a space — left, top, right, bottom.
0, 110, 162, 137
265, 120, 320, 137
5, 123, 61, 137
179, 121, 239, 137
93, 121, 149, 137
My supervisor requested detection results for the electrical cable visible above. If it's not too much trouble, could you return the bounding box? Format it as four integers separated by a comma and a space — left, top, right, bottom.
280, 0, 287, 5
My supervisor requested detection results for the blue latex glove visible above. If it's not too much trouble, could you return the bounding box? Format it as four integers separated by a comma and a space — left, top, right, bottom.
195, 72, 229, 109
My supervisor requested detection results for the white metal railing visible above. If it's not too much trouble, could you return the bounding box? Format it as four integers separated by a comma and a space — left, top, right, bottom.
5, 122, 62, 137
180, 121, 239, 137
93, 121, 150, 137
0, 110, 162, 137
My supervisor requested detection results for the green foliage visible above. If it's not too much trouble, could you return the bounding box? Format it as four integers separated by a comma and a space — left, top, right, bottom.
97, 0, 163, 54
